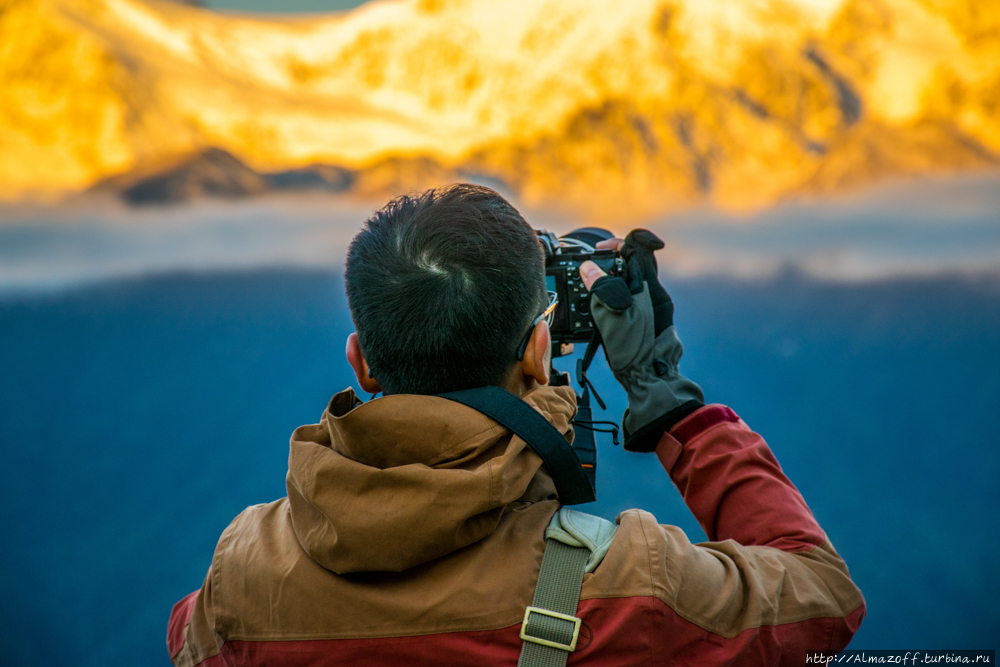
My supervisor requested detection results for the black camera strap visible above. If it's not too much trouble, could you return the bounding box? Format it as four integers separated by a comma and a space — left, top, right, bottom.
436, 386, 596, 505
575, 331, 607, 410
570, 384, 598, 490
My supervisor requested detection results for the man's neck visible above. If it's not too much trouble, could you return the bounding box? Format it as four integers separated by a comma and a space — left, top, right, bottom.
504, 368, 540, 397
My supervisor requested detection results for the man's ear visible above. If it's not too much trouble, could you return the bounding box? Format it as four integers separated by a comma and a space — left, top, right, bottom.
346, 333, 382, 394
521, 322, 551, 387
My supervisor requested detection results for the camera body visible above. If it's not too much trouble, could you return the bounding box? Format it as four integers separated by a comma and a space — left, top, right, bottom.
537, 228, 623, 348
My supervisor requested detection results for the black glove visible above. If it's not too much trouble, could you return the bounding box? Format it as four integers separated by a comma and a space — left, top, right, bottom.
589, 230, 704, 452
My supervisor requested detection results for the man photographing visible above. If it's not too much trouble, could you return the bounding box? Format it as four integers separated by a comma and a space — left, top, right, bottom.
167, 184, 864, 666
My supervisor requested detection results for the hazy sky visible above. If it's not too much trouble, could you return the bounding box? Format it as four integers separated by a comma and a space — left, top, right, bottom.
202, 0, 368, 12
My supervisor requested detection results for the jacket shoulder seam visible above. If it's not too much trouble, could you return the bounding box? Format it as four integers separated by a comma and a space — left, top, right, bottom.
212, 505, 260, 644
633, 509, 657, 599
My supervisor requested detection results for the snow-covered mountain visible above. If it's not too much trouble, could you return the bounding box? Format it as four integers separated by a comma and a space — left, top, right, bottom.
2, 0, 998, 219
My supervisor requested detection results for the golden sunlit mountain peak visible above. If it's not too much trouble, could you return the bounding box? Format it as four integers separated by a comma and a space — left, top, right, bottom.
2, 0, 998, 219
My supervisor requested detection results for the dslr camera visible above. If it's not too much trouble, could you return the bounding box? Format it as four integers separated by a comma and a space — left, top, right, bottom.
537, 228, 623, 355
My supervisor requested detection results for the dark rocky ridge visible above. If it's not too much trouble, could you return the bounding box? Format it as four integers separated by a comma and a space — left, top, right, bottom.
91, 148, 507, 206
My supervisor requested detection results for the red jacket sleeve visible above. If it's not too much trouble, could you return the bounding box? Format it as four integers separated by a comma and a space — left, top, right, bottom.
646, 404, 865, 654
659, 404, 826, 551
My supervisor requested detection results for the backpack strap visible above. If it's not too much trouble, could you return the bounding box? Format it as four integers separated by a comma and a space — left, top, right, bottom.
518, 508, 618, 667
518, 540, 589, 667
436, 386, 595, 505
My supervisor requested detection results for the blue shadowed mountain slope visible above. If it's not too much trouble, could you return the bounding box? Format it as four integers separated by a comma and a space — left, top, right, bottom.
0, 269, 998, 665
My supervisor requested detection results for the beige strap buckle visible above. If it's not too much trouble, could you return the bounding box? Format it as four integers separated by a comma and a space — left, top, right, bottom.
519, 606, 581, 652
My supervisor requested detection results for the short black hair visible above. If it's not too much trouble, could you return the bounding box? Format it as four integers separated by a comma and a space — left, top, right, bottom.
345, 184, 547, 395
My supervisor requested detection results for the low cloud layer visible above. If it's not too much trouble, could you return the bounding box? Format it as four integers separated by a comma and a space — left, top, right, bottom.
0, 194, 374, 293
1, 173, 998, 294
648, 173, 1000, 281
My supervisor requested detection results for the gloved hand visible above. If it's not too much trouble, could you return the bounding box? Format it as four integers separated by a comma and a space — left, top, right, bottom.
580, 230, 704, 453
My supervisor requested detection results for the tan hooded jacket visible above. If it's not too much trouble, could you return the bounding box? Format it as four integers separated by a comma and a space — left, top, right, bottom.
168, 384, 864, 666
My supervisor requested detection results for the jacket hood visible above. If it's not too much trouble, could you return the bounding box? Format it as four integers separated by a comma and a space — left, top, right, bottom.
286, 384, 578, 574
